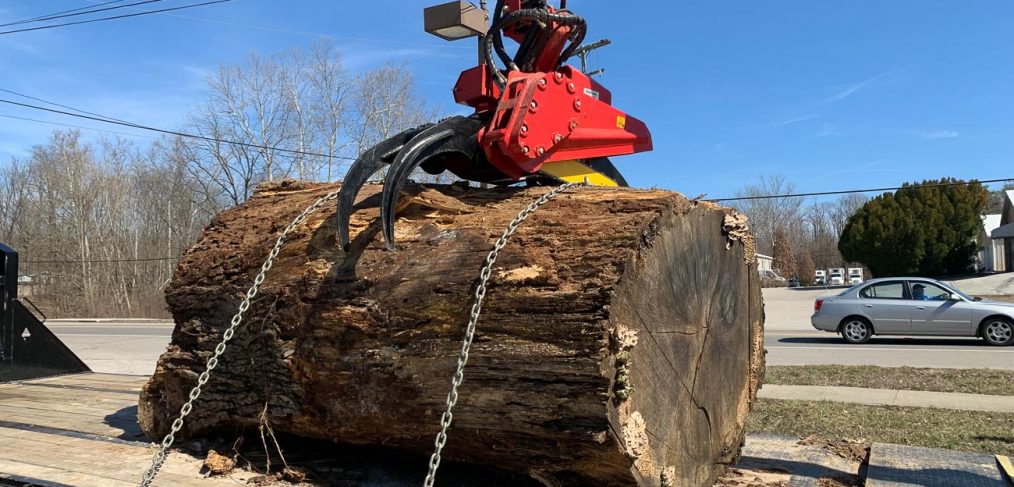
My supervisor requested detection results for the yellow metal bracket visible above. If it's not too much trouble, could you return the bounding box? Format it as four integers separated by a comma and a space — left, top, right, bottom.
539, 160, 619, 187
998, 455, 1014, 485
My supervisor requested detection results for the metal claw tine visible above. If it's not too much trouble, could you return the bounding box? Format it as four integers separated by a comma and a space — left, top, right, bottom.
335, 126, 430, 250
380, 126, 456, 249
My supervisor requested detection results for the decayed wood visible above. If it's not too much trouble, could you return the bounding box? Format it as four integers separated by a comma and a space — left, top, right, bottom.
138, 181, 765, 487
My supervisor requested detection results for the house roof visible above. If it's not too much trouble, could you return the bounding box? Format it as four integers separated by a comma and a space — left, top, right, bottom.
756, 253, 773, 260
983, 214, 1002, 234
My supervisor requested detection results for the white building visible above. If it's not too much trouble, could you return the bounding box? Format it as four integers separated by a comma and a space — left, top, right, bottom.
985, 190, 1014, 272
756, 253, 774, 272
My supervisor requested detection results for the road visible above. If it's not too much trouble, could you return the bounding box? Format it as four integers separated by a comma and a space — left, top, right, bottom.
46, 319, 173, 375
45, 299, 1014, 375
762, 287, 1014, 370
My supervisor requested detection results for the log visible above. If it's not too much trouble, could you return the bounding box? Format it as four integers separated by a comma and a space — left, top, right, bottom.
138, 180, 765, 487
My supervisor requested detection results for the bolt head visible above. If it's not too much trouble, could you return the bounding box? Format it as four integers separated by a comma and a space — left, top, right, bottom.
521, 124, 528, 133
553, 134, 563, 143
555, 72, 564, 81
567, 82, 576, 93
522, 146, 530, 154
573, 99, 582, 111
536, 146, 545, 156
530, 101, 538, 109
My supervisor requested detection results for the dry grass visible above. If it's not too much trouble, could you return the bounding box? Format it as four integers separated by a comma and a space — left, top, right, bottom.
749, 399, 1014, 455
765, 365, 1014, 396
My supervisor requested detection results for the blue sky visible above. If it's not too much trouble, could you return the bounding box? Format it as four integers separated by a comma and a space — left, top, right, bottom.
0, 1, 1011, 199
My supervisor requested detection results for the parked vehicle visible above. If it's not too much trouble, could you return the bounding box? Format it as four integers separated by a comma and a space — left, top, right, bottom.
810, 277, 1014, 346
847, 267, 864, 285
815, 270, 827, 286
787, 276, 800, 288
828, 268, 845, 286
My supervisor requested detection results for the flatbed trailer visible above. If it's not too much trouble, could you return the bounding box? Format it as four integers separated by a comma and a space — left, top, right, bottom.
0, 373, 257, 486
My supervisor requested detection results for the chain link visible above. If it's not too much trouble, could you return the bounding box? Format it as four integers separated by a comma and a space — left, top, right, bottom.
423, 181, 582, 487
138, 189, 340, 487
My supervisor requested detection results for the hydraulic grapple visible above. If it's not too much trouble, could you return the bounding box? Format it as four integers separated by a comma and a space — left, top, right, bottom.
336, 0, 653, 249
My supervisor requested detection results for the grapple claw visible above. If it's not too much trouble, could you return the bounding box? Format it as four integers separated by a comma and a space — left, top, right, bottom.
380, 125, 456, 249
336, 125, 431, 249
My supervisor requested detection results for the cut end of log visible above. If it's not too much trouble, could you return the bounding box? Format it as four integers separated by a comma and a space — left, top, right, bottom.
139, 181, 765, 487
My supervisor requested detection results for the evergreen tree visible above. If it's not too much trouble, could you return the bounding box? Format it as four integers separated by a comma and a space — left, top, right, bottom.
798, 252, 816, 286
838, 178, 988, 276
772, 229, 796, 278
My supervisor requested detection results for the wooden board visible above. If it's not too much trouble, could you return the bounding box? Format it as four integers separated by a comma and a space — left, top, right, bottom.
0, 373, 259, 486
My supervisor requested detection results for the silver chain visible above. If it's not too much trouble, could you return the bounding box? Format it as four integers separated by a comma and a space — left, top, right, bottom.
138, 189, 340, 487
423, 181, 582, 487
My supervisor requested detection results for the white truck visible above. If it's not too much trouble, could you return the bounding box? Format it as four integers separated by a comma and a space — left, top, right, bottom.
828, 268, 845, 286
814, 270, 827, 286
847, 267, 864, 285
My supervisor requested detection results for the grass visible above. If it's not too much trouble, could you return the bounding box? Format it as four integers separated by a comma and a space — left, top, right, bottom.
765, 365, 1014, 396
749, 399, 1014, 455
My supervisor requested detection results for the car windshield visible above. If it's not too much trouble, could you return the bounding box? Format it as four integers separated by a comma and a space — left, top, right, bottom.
940, 282, 974, 301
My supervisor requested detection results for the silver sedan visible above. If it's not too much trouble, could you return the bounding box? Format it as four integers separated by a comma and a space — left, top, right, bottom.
810, 277, 1014, 346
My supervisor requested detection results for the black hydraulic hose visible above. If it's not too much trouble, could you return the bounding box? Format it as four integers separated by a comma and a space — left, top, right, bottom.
483, 8, 587, 89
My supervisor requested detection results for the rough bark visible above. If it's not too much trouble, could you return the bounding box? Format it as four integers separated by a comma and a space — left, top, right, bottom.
139, 180, 765, 487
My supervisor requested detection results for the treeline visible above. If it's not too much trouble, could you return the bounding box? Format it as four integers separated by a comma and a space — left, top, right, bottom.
0, 40, 435, 317
731, 175, 868, 284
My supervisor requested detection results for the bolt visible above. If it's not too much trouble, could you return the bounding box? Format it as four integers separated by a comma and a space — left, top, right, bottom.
573, 99, 582, 111
567, 82, 576, 93
538, 78, 547, 90
530, 100, 538, 110
555, 72, 564, 82
521, 124, 528, 133
569, 120, 578, 131
553, 134, 563, 143
536, 146, 545, 156
522, 146, 530, 154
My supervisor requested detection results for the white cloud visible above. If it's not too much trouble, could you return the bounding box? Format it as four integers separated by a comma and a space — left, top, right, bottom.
917, 129, 960, 139
819, 70, 892, 104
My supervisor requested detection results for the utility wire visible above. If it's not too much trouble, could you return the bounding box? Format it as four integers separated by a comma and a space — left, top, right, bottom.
0, 114, 160, 140
0, 0, 230, 35
0, 0, 162, 28
0, 97, 355, 161
0, 88, 133, 125
0, 0, 127, 27
709, 178, 1014, 202
23, 257, 174, 264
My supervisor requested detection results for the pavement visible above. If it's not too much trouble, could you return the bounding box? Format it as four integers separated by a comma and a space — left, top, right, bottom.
45, 320, 173, 375
762, 287, 1014, 370
735, 433, 1012, 487
759, 384, 1014, 413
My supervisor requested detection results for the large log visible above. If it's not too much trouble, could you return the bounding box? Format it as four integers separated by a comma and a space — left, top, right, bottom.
139, 181, 765, 487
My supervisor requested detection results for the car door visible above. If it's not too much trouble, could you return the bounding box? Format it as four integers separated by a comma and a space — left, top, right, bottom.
857, 281, 911, 334
907, 281, 974, 336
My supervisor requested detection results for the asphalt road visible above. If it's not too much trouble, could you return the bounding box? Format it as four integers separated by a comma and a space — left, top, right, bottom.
46, 319, 173, 375
45, 305, 1014, 376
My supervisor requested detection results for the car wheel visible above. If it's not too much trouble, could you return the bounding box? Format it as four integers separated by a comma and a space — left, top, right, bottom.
840, 318, 872, 344
981, 318, 1014, 346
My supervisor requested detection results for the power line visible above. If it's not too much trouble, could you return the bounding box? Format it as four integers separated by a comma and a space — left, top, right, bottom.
0, 88, 134, 125
0, 0, 127, 27
0, 114, 160, 141
0, 97, 355, 161
709, 178, 1014, 202
0, 0, 231, 35
23, 257, 174, 264
0, 0, 162, 28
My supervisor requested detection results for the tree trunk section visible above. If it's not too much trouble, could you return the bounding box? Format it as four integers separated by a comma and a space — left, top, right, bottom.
138, 181, 765, 487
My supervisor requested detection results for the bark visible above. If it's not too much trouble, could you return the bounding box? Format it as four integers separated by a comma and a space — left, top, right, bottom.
139, 180, 765, 487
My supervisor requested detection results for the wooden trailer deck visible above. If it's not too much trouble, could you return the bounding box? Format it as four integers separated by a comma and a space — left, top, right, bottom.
0, 373, 257, 487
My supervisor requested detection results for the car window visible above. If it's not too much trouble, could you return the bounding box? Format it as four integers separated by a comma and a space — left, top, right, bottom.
837, 283, 862, 296
859, 282, 906, 299
909, 282, 951, 301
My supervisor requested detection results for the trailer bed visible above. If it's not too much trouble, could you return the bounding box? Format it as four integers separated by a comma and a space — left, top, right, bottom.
0, 373, 255, 486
